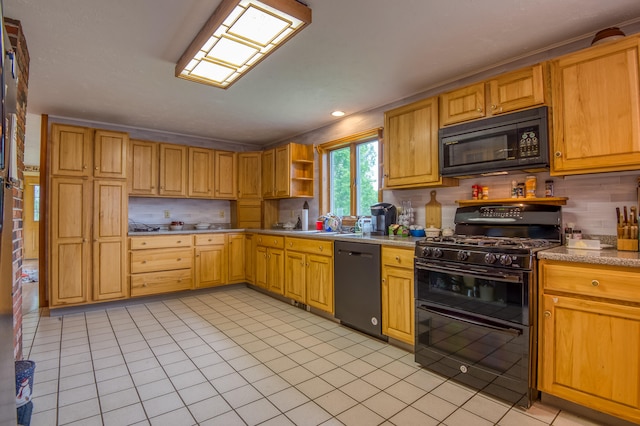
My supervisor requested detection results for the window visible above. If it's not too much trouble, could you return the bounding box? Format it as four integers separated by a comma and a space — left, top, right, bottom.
319, 129, 381, 216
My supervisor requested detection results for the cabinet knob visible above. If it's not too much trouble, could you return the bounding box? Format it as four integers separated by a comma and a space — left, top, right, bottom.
177, 258, 182, 261
268, 254, 271, 259
306, 263, 309, 267
555, 151, 562, 158
95, 166, 98, 170
141, 242, 147, 245
544, 311, 551, 318
382, 278, 386, 283
83, 238, 87, 243
177, 240, 182, 243
83, 165, 87, 169
208, 239, 212, 242
273, 239, 277, 244
395, 256, 400, 261
289, 242, 293, 247
319, 246, 323, 251
491, 104, 496, 110
196, 254, 200, 257
142, 260, 147, 264
142, 283, 148, 287
591, 279, 600, 287
476, 107, 483, 112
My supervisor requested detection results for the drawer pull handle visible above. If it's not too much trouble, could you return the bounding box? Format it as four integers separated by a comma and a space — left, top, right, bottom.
177, 258, 182, 261
142, 260, 147, 264
591, 280, 599, 287
177, 240, 182, 243
141, 242, 147, 245
544, 311, 551, 318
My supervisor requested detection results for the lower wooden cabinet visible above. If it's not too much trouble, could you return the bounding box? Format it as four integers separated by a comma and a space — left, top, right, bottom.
194, 234, 227, 288
245, 234, 255, 284
284, 237, 334, 314
228, 233, 245, 283
255, 235, 285, 295
381, 246, 415, 344
538, 259, 640, 424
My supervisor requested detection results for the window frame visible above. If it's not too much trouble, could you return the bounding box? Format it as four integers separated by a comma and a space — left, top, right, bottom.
317, 128, 383, 216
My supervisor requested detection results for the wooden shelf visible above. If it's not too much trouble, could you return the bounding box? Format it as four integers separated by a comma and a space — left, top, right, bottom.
456, 197, 568, 206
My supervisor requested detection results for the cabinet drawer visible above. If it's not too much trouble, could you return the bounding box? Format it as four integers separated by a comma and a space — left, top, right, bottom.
130, 235, 192, 250
540, 260, 640, 303
194, 234, 226, 246
130, 248, 193, 273
130, 269, 192, 296
255, 234, 284, 249
382, 246, 414, 269
285, 237, 332, 255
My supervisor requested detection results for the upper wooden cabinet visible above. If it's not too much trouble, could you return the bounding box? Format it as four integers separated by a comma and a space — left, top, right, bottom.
440, 64, 546, 126
51, 124, 128, 179
214, 150, 238, 199
550, 35, 640, 176
238, 152, 262, 199
262, 143, 314, 199
188, 147, 214, 198
129, 139, 158, 195
383, 97, 457, 188
159, 144, 188, 197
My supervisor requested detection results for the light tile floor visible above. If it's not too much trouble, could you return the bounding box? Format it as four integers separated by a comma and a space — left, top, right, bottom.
21, 286, 605, 426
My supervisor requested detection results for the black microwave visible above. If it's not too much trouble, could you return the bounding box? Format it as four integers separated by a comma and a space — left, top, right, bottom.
439, 106, 549, 178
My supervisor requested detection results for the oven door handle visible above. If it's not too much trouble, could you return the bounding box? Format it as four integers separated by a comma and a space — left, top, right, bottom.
415, 261, 522, 283
418, 304, 523, 337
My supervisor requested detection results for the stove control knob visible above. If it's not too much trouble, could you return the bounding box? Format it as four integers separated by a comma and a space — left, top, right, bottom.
457, 250, 469, 261
484, 253, 497, 264
499, 254, 513, 266
419, 247, 432, 257
433, 248, 443, 258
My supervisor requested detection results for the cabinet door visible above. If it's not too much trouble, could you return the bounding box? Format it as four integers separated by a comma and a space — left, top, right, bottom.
51, 124, 93, 177
551, 36, 640, 175
129, 139, 158, 195
439, 82, 485, 126
306, 254, 333, 313
94, 130, 128, 179
539, 294, 640, 422
274, 145, 290, 198
195, 244, 226, 288
268, 248, 285, 295
255, 245, 268, 288
93, 180, 128, 300
381, 265, 414, 344
488, 64, 545, 115
214, 150, 238, 199
50, 177, 91, 306
228, 234, 245, 283
384, 97, 442, 187
262, 149, 275, 198
188, 147, 214, 198
245, 234, 255, 284
285, 251, 306, 303
159, 144, 187, 197
238, 152, 262, 199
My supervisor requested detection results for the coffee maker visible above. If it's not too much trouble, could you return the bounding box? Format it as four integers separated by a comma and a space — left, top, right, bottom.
370, 203, 397, 235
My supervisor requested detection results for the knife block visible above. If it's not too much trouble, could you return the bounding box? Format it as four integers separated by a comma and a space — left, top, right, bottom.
617, 238, 638, 251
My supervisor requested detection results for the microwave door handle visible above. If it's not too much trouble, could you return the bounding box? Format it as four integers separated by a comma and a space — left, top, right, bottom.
418, 304, 522, 337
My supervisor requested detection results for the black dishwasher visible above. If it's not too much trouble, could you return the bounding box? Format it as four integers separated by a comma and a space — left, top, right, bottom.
334, 241, 386, 340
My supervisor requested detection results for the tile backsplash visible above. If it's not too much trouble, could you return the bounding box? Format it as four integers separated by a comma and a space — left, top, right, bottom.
128, 197, 231, 227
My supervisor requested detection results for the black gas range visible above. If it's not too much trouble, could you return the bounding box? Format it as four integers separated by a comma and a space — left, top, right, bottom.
414, 204, 562, 408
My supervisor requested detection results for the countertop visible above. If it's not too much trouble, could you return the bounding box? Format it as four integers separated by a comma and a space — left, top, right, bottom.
128, 228, 420, 248
537, 245, 640, 268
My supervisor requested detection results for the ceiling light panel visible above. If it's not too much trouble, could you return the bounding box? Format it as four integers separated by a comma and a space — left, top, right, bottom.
176, 0, 311, 89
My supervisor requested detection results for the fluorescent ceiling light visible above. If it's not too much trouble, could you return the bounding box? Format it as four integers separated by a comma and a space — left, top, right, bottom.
176, 0, 312, 89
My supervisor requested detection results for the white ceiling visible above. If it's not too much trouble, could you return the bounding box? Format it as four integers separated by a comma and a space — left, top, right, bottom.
6, 0, 640, 147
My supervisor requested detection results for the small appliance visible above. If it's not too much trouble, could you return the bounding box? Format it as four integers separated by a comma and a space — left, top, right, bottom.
370, 202, 397, 235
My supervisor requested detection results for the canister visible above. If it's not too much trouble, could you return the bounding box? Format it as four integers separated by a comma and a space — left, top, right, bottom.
525, 175, 537, 198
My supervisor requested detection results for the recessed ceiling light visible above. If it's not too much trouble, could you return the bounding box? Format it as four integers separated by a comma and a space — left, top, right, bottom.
331, 111, 345, 117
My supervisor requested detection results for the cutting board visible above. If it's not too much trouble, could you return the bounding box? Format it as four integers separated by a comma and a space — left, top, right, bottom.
425, 190, 442, 229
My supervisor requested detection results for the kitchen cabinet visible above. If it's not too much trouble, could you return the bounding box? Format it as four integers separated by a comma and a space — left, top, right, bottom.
214, 150, 237, 199
227, 233, 245, 283
129, 139, 158, 195
159, 143, 188, 197
550, 35, 640, 176
381, 246, 414, 344
284, 237, 334, 313
232, 199, 262, 229
129, 235, 193, 296
194, 234, 227, 288
262, 143, 314, 198
238, 152, 262, 199
245, 234, 255, 284
255, 235, 285, 294
49, 124, 129, 307
439, 64, 546, 126
538, 259, 640, 424
188, 147, 214, 198
383, 97, 457, 189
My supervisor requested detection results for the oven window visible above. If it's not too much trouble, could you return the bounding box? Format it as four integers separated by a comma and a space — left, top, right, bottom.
415, 267, 527, 325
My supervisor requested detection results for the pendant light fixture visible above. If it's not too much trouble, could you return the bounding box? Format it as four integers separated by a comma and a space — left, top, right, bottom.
175, 0, 312, 89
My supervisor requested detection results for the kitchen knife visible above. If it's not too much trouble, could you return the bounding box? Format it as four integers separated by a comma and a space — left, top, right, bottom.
624, 206, 628, 225
617, 207, 621, 225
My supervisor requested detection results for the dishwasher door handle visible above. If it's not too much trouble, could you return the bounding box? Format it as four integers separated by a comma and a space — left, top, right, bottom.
339, 250, 373, 258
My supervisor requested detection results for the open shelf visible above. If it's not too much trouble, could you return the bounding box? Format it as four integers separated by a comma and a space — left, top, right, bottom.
456, 197, 568, 206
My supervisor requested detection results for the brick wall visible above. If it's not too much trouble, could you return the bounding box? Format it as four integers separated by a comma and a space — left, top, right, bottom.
5, 18, 30, 360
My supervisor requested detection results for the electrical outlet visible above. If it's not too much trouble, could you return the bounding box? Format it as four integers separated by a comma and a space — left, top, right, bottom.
164, 210, 170, 218
219, 210, 225, 218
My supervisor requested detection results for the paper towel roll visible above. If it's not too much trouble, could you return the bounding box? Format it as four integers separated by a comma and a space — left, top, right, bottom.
301, 209, 308, 231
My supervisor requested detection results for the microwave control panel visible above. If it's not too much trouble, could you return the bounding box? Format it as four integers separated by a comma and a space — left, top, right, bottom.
518, 126, 539, 158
